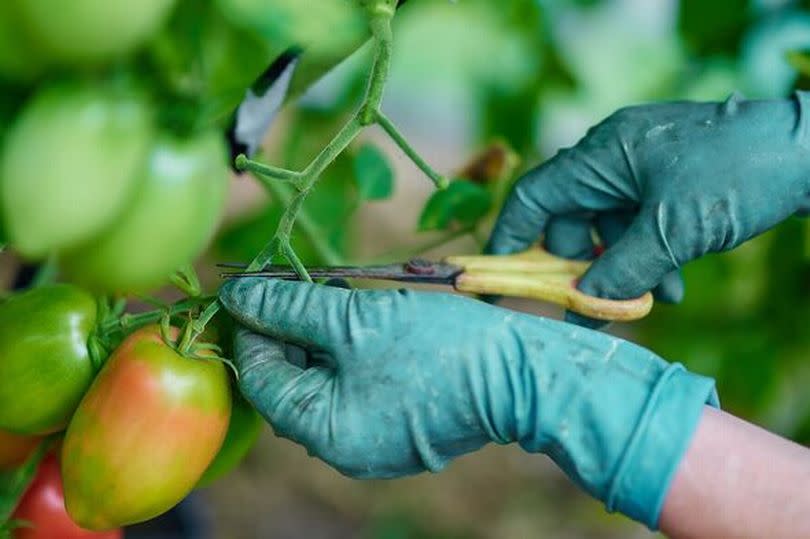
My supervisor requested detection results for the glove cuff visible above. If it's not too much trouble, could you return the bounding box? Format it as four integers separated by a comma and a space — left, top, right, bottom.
605, 362, 719, 529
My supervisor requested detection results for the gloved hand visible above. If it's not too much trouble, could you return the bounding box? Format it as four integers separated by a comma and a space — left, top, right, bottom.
219, 278, 718, 529
487, 92, 810, 325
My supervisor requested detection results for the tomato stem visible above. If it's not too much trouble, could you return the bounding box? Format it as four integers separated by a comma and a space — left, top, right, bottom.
234, 154, 302, 186
191, 301, 221, 336
247, 166, 344, 265
242, 10, 400, 276
170, 264, 202, 297
30, 256, 58, 288
375, 111, 449, 189
187, 4, 444, 346
177, 318, 195, 355
99, 296, 213, 337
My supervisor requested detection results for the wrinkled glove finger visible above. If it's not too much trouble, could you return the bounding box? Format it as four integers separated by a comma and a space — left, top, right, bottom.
544, 214, 596, 260
579, 209, 680, 301
220, 278, 356, 352
595, 210, 684, 306
234, 327, 333, 445
486, 148, 627, 256
594, 210, 685, 304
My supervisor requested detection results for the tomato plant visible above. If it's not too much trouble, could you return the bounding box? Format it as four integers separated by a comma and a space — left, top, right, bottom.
61, 326, 230, 530
0, 431, 40, 471
0, 83, 153, 259
11, 455, 122, 539
0, 285, 97, 435
12, 0, 176, 66
0, 0, 457, 532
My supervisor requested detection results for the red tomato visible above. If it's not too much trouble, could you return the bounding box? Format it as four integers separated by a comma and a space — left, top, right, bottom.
11, 455, 122, 539
61, 326, 231, 530
0, 429, 40, 470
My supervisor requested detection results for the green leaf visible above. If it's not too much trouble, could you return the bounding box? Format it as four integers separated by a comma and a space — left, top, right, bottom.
788, 50, 810, 75
418, 180, 493, 232
678, 0, 750, 57
0, 437, 54, 524
352, 144, 394, 201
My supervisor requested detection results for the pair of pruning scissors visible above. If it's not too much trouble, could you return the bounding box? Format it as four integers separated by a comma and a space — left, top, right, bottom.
220, 248, 654, 322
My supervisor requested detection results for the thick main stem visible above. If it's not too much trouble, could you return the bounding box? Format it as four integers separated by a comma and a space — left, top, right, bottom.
251, 173, 344, 266
246, 12, 394, 275
188, 7, 409, 344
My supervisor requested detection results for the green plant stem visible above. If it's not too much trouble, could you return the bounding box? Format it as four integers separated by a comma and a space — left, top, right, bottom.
235, 154, 301, 184
184, 5, 445, 344
360, 15, 392, 124
30, 256, 58, 287
375, 111, 449, 189
170, 264, 202, 297
250, 172, 345, 266
246, 105, 367, 272
192, 300, 222, 335
99, 296, 213, 336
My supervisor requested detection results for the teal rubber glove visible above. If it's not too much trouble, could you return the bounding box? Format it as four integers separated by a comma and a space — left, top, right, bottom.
487, 92, 810, 325
219, 278, 718, 528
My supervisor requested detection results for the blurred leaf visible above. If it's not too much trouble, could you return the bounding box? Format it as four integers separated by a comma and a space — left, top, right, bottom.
217, 200, 345, 266
679, 0, 751, 56
214, 0, 371, 102
217, 153, 357, 266
418, 180, 492, 232
353, 144, 394, 200
215, 0, 365, 54
144, 0, 284, 129
477, 81, 540, 155
455, 141, 520, 186
788, 50, 810, 91
0, 437, 52, 523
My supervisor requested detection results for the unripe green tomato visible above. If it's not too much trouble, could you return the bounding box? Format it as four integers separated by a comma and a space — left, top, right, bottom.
0, 83, 153, 259
12, 0, 177, 66
62, 326, 231, 530
61, 130, 230, 293
197, 391, 263, 488
0, 284, 97, 435
214, 0, 365, 55
0, 2, 46, 82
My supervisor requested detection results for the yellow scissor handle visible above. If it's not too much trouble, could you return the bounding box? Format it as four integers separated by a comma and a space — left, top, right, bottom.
444, 248, 653, 322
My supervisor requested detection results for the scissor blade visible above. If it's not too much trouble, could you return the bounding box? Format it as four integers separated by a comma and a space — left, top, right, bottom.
220, 260, 463, 285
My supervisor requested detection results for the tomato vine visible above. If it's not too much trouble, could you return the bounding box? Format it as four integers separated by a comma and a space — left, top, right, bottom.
171, 0, 449, 351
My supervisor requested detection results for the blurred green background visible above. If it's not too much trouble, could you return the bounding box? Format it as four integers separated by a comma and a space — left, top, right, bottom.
201, 0, 810, 537
4, 0, 810, 536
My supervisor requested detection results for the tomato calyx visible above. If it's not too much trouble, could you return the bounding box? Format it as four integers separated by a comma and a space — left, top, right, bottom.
158, 312, 239, 381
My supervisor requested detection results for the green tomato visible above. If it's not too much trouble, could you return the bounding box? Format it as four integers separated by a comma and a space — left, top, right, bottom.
62, 325, 230, 530
13, 0, 177, 66
0, 284, 97, 435
197, 390, 263, 488
61, 130, 230, 293
214, 0, 365, 55
0, 2, 46, 82
0, 83, 153, 259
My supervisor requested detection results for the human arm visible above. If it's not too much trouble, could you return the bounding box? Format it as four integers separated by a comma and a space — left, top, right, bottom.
660, 406, 810, 539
